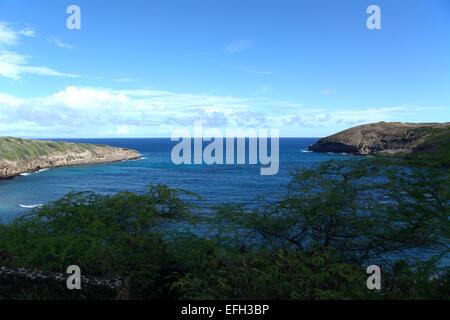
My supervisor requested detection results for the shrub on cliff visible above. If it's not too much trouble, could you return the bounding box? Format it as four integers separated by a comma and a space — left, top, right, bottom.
0, 185, 196, 299
0, 151, 448, 299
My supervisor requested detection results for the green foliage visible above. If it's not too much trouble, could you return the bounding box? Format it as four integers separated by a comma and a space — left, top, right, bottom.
0, 148, 448, 300
411, 128, 450, 166
378, 260, 450, 299
171, 244, 367, 299
0, 185, 195, 299
214, 157, 449, 265
0, 137, 100, 161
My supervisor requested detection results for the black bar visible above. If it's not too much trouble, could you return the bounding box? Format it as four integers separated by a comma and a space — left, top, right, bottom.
1, 300, 448, 319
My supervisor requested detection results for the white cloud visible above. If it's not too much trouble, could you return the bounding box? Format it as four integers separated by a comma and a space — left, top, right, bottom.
279, 105, 447, 132
0, 92, 24, 107
226, 39, 254, 54
255, 85, 272, 94
0, 22, 78, 79
0, 23, 34, 44
47, 37, 75, 49
0, 85, 446, 137
321, 89, 334, 95
0, 86, 264, 136
244, 68, 273, 75
43, 86, 129, 109
0, 50, 78, 79
113, 77, 140, 83
0, 22, 19, 45
20, 65, 78, 77
0, 50, 25, 79
116, 125, 130, 135
19, 28, 35, 38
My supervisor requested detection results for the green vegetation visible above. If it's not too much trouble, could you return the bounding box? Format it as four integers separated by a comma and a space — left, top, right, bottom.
0, 137, 99, 161
411, 128, 450, 166
0, 136, 448, 300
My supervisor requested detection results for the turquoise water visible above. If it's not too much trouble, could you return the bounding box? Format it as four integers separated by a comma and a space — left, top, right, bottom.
0, 138, 353, 222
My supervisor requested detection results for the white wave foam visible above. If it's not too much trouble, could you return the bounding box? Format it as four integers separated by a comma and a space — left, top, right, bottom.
19, 168, 49, 176
19, 204, 43, 209
129, 157, 147, 162
19, 172, 33, 176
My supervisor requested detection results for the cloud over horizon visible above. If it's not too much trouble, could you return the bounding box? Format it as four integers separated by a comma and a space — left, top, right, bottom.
0, 85, 441, 138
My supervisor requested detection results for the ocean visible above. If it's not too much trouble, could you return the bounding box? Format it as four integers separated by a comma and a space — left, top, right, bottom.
0, 138, 353, 222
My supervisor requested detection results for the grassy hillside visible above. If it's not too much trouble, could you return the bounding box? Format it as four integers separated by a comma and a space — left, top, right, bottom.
412, 128, 450, 164
0, 137, 100, 162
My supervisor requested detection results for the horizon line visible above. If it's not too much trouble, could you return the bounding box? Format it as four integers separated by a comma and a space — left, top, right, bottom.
3, 136, 323, 140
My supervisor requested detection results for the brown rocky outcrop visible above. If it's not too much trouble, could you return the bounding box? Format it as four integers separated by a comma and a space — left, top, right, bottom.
309, 122, 450, 155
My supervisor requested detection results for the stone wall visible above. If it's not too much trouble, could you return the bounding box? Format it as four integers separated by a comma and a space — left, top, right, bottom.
0, 266, 129, 300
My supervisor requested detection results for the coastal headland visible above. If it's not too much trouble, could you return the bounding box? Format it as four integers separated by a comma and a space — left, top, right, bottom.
0, 137, 141, 179
309, 122, 450, 155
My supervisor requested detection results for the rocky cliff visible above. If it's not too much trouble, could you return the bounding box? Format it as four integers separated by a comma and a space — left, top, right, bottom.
0, 137, 141, 179
309, 122, 450, 155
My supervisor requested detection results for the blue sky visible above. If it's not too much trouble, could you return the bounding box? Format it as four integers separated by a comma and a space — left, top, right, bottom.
0, 0, 449, 138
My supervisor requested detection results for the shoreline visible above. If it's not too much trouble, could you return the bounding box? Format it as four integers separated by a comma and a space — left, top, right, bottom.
0, 155, 143, 181
0, 138, 142, 180
0, 154, 142, 180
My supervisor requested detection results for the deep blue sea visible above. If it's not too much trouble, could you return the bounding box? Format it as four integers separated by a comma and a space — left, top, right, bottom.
0, 138, 353, 222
